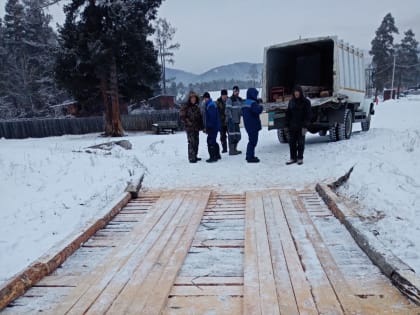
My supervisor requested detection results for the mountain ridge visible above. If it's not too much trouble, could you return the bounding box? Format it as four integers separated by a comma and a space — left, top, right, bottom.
166, 62, 263, 85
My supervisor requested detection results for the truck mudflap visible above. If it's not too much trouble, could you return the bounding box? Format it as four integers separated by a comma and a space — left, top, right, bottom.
326, 106, 346, 124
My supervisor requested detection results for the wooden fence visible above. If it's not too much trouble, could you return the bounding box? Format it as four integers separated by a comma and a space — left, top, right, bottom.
0, 111, 181, 139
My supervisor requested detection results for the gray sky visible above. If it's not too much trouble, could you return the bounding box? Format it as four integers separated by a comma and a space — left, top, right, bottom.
1, 0, 419, 73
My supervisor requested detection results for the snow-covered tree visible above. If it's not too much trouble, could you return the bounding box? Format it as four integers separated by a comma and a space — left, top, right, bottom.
370, 13, 399, 92
1, 0, 59, 114
154, 18, 180, 94
56, 0, 162, 137
0, 18, 7, 100
396, 30, 419, 90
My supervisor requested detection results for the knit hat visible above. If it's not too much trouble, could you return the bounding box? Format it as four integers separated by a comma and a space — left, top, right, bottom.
221, 89, 228, 96
202, 92, 211, 99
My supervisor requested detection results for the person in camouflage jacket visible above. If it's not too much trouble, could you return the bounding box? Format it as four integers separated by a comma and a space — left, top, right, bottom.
180, 91, 204, 163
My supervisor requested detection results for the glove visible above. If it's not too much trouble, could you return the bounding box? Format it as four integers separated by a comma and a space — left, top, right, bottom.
302, 128, 307, 136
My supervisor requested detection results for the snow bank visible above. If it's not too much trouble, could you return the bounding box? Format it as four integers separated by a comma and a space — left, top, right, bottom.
0, 136, 143, 285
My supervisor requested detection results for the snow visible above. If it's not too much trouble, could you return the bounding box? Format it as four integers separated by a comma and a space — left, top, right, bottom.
0, 94, 419, 285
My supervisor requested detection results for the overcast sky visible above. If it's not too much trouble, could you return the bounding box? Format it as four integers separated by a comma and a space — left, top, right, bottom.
1, 0, 419, 74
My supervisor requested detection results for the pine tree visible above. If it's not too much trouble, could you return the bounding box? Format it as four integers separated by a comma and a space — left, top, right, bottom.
396, 29, 419, 91
22, 0, 59, 110
370, 13, 399, 92
0, 18, 7, 102
1, 0, 59, 114
3, 0, 26, 109
56, 0, 163, 136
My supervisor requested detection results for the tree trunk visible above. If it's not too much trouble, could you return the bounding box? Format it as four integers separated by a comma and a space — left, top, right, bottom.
107, 56, 124, 137
162, 49, 166, 95
100, 75, 113, 135
102, 56, 124, 137
397, 72, 402, 99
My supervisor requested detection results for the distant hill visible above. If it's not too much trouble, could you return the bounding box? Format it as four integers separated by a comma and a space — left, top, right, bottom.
167, 62, 263, 85
165, 68, 197, 85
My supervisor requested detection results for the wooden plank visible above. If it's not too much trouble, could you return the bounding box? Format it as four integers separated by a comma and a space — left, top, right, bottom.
107, 191, 211, 314
164, 296, 242, 315
174, 277, 243, 286
243, 192, 262, 315
262, 191, 300, 314
269, 191, 318, 315
252, 192, 281, 315
202, 215, 245, 220
204, 210, 245, 215
103, 193, 201, 313
87, 192, 200, 314
169, 285, 243, 296
36, 275, 79, 287
133, 191, 211, 314
49, 191, 183, 315
276, 191, 343, 315
192, 240, 244, 248
288, 191, 363, 314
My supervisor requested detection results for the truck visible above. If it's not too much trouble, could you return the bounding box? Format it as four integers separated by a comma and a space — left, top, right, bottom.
262, 36, 375, 142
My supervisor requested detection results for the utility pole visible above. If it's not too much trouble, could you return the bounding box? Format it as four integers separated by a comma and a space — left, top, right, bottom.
391, 54, 396, 99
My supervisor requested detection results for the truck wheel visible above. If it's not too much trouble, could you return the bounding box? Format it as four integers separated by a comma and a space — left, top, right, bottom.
277, 128, 289, 143
329, 124, 338, 142
337, 109, 353, 140
361, 115, 371, 131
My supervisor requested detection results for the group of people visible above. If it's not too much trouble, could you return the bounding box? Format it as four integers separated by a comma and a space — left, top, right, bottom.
179, 85, 311, 165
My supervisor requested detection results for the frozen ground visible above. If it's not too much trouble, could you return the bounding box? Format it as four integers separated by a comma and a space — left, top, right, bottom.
0, 95, 419, 285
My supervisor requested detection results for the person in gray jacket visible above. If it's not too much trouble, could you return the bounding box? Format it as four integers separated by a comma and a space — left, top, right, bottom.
226, 86, 243, 155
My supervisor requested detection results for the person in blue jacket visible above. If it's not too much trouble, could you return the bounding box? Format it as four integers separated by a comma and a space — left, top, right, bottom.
242, 88, 263, 163
202, 92, 221, 163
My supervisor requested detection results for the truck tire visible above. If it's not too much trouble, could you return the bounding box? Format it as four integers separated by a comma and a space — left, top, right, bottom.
337, 109, 353, 140
361, 115, 371, 131
329, 125, 338, 142
277, 128, 289, 143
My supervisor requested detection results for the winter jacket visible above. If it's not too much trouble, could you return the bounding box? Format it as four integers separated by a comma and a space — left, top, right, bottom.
242, 88, 263, 134
226, 95, 243, 124
216, 97, 227, 127
180, 101, 204, 132
285, 87, 312, 130
205, 99, 221, 133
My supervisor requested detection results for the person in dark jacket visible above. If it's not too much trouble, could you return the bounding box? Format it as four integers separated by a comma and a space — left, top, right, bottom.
285, 85, 312, 165
179, 91, 204, 163
226, 86, 243, 155
202, 92, 221, 163
216, 89, 229, 153
242, 88, 263, 163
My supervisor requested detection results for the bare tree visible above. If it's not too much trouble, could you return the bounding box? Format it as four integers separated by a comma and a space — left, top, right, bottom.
154, 18, 180, 94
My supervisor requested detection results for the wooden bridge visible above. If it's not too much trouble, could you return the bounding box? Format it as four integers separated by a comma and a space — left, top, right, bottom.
2, 189, 419, 314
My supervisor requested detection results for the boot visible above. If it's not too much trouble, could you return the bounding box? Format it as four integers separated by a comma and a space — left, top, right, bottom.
228, 143, 237, 155
222, 142, 228, 153
206, 146, 218, 163
246, 157, 260, 163
234, 143, 242, 154
215, 143, 222, 160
